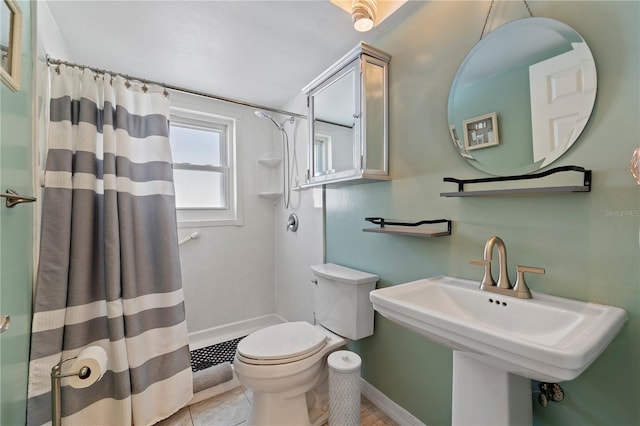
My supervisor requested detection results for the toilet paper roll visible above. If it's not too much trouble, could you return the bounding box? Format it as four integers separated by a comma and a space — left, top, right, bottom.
67, 346, 108, 389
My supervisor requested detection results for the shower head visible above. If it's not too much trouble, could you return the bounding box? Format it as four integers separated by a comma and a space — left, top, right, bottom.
255, 110, 284, 130
255, 110, 294, 131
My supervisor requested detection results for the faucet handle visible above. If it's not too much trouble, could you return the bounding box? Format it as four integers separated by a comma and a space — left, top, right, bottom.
469, 259, 495, 289
518, 265, 545, 275
513, 265, 545, 299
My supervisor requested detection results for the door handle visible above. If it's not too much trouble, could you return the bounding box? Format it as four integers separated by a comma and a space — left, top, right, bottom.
0, 315, 10, 333
0, 189, 36, 208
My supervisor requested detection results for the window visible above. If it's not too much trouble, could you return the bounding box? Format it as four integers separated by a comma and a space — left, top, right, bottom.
169, 100, 240, 227
313, 134, 333, 176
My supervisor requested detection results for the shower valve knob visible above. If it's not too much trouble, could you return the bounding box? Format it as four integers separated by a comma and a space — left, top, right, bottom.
286, 213, 299, 232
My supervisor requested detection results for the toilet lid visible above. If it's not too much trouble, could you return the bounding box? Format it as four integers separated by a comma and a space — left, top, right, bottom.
235, 344, 326, 365
237, 322, 328, 361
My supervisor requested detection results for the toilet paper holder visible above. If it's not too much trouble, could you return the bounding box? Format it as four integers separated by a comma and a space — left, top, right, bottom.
50, 350, 105, 426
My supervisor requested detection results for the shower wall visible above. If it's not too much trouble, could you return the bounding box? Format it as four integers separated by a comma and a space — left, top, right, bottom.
177, 99, 281, 341
275, 96, 324, 324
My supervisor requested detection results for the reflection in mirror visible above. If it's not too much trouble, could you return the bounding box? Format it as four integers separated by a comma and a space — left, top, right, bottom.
1, 0, 12, 73
311, 61, 357, 177
448, 18, 596, 176
0, 0, 21, 91
313, 134, 333, 175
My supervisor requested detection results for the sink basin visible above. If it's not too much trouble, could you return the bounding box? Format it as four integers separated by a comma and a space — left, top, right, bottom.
370, 276, 626, 382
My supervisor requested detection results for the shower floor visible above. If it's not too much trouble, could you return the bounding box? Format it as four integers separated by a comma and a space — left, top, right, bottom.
190, 336, 245, 372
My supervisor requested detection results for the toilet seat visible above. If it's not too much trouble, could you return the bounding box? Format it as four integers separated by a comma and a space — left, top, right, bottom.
237, 322, 328, 365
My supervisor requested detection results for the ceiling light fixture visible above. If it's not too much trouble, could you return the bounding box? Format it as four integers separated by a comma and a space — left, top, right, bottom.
352, 0, 377, 32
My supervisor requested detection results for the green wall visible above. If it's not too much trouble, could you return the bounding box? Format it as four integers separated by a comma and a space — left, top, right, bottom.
325, 1, 639, 425
0, 1, 33, 424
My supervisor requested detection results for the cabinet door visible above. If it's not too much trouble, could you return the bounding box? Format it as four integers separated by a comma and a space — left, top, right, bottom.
362, 55, 388, 175
309, 59, 360, 181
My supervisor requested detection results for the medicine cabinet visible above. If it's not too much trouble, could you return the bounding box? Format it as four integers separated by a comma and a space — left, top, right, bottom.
301, 42, 390, 188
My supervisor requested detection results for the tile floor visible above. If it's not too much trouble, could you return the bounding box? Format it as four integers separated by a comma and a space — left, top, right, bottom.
157, 385, 397, 426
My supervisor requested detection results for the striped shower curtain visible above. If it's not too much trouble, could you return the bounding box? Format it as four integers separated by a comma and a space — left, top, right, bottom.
27, 65, 192, 425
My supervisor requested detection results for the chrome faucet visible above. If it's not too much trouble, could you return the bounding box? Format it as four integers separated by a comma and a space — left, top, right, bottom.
470, 236, 544, 299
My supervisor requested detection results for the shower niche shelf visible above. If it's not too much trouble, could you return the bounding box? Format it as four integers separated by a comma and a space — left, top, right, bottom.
257, 192, 282, 203
256, 153, 283, 204
257, 155, 282, 168
440, 166, 591, 197
363, 217, 452, 238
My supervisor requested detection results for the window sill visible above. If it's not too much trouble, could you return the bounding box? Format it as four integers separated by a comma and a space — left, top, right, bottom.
177, 218, 243, 228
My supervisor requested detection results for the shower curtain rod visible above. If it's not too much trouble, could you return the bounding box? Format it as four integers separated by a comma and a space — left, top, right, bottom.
46, 56, 307, 120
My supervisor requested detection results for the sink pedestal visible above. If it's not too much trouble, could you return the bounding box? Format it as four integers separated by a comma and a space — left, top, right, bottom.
452, 351, 532, 426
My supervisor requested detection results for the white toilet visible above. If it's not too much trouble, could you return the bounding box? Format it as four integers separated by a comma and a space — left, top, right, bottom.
233, 263, 379, 426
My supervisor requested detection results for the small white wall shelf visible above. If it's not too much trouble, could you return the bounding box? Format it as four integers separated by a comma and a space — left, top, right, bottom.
257, 156, 282, 168
257, 192, 282, 203
256, 153, 282, 204
363, 217, 451, 238
440, 166, 591, 197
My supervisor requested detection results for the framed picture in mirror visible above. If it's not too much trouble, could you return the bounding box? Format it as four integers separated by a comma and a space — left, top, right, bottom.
463, 112, 499, 151
0, 0, 22, 92
449, 124, 472, 159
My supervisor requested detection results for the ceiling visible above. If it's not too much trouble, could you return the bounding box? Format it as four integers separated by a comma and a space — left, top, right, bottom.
45, 0, 423, 110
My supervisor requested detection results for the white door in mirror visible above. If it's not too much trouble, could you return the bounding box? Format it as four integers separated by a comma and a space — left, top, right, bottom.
530, 42, 597, 166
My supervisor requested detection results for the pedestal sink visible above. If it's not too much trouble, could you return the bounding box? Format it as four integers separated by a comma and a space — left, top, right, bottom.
370, 276, 626, 425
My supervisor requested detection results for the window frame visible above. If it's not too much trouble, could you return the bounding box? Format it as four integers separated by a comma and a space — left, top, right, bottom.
169, 102, 241, 227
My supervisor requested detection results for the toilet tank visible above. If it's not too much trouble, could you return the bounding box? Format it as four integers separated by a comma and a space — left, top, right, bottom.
311, 263, 379, 340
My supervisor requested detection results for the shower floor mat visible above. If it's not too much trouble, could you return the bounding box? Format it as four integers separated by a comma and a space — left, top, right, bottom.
190, 336, 245, 373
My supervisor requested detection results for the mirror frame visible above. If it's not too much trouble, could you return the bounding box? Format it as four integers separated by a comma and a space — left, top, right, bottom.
0, 0, 22, 92
447, 17, 597, 176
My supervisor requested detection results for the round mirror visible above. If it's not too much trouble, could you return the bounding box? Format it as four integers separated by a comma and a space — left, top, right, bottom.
447, 17, 597, 176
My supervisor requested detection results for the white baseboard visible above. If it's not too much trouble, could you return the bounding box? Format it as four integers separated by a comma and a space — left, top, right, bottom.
361, 378, 425, 426
188, 313, 286, 350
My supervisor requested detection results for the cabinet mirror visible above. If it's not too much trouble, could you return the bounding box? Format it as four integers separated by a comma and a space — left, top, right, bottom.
303, 42, 390, 187
447, 17, 597, 176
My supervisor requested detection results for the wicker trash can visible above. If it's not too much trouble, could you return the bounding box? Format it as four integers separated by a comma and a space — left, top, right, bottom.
328, 350, 362, 426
